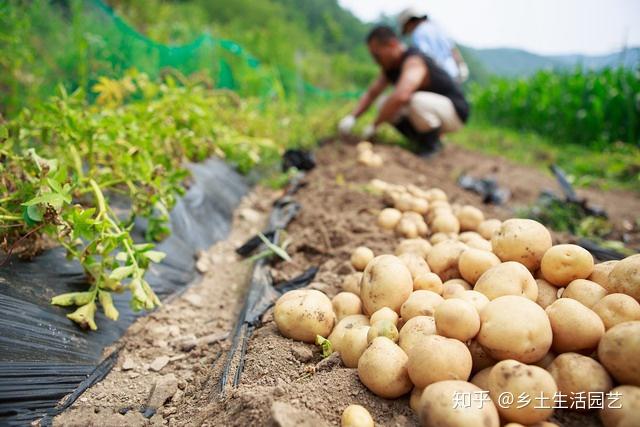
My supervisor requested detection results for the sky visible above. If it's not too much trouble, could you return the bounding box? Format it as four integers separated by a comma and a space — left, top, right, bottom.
337, 0, 640, 56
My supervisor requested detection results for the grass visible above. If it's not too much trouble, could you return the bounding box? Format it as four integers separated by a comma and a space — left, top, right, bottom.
448, 122, 640, 192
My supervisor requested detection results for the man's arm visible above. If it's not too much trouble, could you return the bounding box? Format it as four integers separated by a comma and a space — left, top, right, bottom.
351, 74, 389, 117
373, 57, 427, 127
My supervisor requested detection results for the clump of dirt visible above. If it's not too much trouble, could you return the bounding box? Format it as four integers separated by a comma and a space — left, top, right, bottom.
54, 141, 639, 426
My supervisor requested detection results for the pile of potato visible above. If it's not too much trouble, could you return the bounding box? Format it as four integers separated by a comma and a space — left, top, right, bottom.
273, 178, 640, 427
356, 141, 384, 168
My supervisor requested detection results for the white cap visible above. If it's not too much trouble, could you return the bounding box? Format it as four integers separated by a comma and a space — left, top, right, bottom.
397, 6, 428, 33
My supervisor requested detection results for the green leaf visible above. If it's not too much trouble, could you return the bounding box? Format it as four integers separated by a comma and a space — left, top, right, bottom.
51, 291, 95, 306
257, 232, 291, 262
315, 335, 333, 358
108, 264, 136, 281
25, 204, 44, 223
22, 192, 70, 209
115, 252, 128, 262
142, 250, 166, 263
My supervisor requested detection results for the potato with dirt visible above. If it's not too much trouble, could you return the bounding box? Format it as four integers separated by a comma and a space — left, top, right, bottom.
477, 219, 502, 240
395, 238, 432, 259
398, 315, 437, 354
588, 260, 618, 289
400, 290, 444, 320
398, 253, 431, 280
592, 293, 640, 329
478, 295, 552, 363
369, 306, 399, 326
598, 321, 640, 386
366, 319, 399, 344
413, 272, 443, 294
474, 261, 538, 301
274, 289, 336, 343
458, 248, 501, 285
357, 337, 413, 398
607, 254, 640, 301
545, 298, 604, 353
339, 324, 370, 368
547, 352, 613, 409
434, 298, 480, 341
360, 255, 413, 315
350, 246, 374, 271
455, 290, 490, 313
600, 385, 640, 427
561, 278, 607, 308
488, 359, 557, 424
540, 244, 594, 286
430, 213, 461, 234
456, 205, 485, 231
468, 339, 497, 373
536, 278, 559, 309
407, 335, 473, 388
341, 404, 374, 427
491, 218, 552, 271
328, 314, 370, 354
418, 380, 500, 427
377, 207, 403, 230
332, 292, 363, 320
426, 240, 467, 281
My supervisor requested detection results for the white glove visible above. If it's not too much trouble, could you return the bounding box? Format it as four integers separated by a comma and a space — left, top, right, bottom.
338, 114, 356, 135
458, 62, 470, 83
362, 124, 377, 140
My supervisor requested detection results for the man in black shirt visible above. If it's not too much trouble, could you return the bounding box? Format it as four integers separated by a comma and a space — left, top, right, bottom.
338, 25, 470, 156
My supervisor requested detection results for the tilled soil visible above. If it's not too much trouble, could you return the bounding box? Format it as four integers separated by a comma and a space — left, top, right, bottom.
53, 142, 640, 427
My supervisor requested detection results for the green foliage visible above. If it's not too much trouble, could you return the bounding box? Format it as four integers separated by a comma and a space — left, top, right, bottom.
0, 72, 341, 329
469, 67, 640, 145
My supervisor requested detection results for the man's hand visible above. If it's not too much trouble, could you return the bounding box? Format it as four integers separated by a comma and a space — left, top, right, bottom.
338, 115, 356, 135
362, 124, 377, 140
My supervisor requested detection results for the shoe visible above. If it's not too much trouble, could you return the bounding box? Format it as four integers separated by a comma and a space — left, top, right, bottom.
393, 119, 443, 157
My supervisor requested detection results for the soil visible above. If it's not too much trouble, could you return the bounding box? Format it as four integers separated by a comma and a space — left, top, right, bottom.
52, 141, 640, 427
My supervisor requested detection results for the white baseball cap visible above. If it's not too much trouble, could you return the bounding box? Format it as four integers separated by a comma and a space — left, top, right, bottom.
397, 6, 428, 34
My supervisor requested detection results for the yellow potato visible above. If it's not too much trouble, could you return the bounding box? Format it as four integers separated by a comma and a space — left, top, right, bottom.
546, 298, 604, 353
535, 279, 558, 309
340, 324, 371, 368
427, 240, 467, 281
456, 205, 485, 231
458, 248, 501, 285
366, 319, 398, 344
464, 237, 493, 252
418, 380, 500, 427
332, 292, 363, 320
458, 231, 484, 243
592, 293, 640, 329
395, 217, 419, 238
540, 244, 594, 286
409, 387, 424, 413
400, 290, 444, 320
357, 337, 413, 398
607, 254, 640, 301
431, 213, 461, 234
491, 219, 552, 271
425, 188, 448, 202
274, 290, 336, 343
360, 255, 413, 315
356, 141, 373, 152
488, 360, 557, 424
395, 238, 432, 259
477, 219, 502, 240
471, 367, 493, 391
561, 279, 607, 308
442, 282, 468, 299
588, 260, 618, 290
369, 178, 390, 192
467, 339, 497, 373
398, 315, 437, 354
328, 314, 370, 354
474, 262, 538, 301
548, 352, 613, 410
455, 290, 490, 313
394, 193, 415, 212
342, 272, 363, 295
413, 272, 444, 294
341, 404, 374, 427
398, 253, 431, 280
377, 208, 402, 230
478, 296, 552, 363
435, 299, 480, 341
407, 335, 472, 388
429, 232, 457, 245
598, 321, 640, 386
600, 385, 640, 427
369, 307, 399, 326
410, 197, 429, 215
351, 246, 374, 272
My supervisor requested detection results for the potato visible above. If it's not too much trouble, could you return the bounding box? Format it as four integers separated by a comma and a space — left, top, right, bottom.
377, 208, 402, 230
588, 260, 618, 290
548, 352, 613, 409
468, 339, 497, 373
369, 307, 399, 326
541, 244, 594, 286
360, 255, 413, 315
471, 367, 492, 391
491, 219, 552, 271
464, 237, 492, 252
600, 385, 640, 427
533, 351, 556, 369
536, 279, 558, 309
341, 404, 374, 427
394, 193, 414, 212
478, 219, 502, 240
458, 248, 501, 285
431, 213, 461, 234
457, 205, 485, 231
395, 238, 432, 259
410, 197, 429, 215
598, 321, 640, 386
488, 360, 557, 424
351, 246, 374, 272
427, 240, 467, 281
455, 290, 490, 313
369, 178, 389, 192
328, 314, 370, 353
478, 296, 552, 363
562, 279, 607, 308
407, 184, 429, 199
357, 149, 373, 165
395, 218, 419, 238
458, 231, 483, 243
274, 290, 335, 343
342, 272, 363, 295
340, 325, 370, 368
398, 315, 437, 354
409, 387, 423, 412
367, 319, 399, 344
442, 282, 468, 299
435, 299, 480, 341
357, 337, 413, 398
425, 188, 448, 202
418, 380, 500, 427
398, 253, 431, 280
474, 262, 538, 301
413, 272, 443, 294
356, 141, 373, 152
407, 335, 473, 388
429, 232, 457, 245
607, 254, 640, 301
400, 290, 444, 320
332, 292, 363, 320
592, 293, 640, 329
546, 298, 604, 353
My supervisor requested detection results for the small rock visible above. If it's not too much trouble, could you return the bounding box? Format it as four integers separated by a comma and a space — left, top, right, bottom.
172, 389, 184, 404
152, 339, 168, 348
290, 346, 314, 363
315, 352, 341, 372
129, 372, 140, 379
141, 407, 156, 419
239, 208, 262, 224
270, 401, 328, 427
195, 256, 211, 273
183, 293, 204, 308
177, 380, 187, 390
147, 373, 178, 409
79, 397, 88, 403
121, 357, 136, 371
149, 356, 170, 372
118, 407, 132, 415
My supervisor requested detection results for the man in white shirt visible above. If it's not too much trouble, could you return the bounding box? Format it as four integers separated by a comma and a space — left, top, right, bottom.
398, 7, 469, 83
